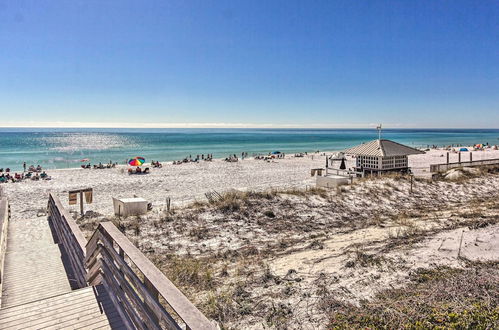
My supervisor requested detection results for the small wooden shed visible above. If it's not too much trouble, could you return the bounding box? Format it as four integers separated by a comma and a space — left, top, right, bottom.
343, 139, 424, 175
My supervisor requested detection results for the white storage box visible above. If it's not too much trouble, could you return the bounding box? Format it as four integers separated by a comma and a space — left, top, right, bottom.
316, 175, 350, 189
113, 197, 148, 217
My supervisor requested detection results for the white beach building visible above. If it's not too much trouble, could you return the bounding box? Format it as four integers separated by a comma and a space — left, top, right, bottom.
343, 139, 424, 175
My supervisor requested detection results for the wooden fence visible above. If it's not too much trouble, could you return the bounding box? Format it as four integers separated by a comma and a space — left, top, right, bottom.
0, 197, 10, 305
47, 193, 88, 289
86, 222, 216, 330
430, 158, 499, 173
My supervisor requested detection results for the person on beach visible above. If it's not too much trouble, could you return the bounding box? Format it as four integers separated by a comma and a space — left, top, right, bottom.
23, 162, 26, 172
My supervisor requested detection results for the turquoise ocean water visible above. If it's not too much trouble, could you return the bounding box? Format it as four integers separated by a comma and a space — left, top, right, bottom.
0, 128, 498, 171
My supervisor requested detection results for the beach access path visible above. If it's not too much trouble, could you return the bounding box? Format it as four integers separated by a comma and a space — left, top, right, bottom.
0, 209, 124, 328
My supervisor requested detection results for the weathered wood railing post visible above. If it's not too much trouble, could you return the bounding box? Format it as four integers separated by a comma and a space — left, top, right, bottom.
79, 191, 84, 215
85, 222, 216, 330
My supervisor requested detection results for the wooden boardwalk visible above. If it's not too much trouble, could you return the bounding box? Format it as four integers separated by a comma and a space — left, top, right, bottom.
0, 216, 124, 329
1, 217, 72, 307
0, 194, 215, 330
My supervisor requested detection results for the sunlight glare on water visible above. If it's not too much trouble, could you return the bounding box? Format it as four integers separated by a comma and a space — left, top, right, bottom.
41, 133, 136, 153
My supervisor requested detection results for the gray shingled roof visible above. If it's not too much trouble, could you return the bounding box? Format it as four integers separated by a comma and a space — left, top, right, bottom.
343, 139, 425, 157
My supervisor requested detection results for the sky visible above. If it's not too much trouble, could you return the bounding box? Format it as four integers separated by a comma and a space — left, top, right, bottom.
0, 1, 498, 128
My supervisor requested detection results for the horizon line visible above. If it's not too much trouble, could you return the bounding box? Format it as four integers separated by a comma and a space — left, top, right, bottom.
0, 122, 498, 130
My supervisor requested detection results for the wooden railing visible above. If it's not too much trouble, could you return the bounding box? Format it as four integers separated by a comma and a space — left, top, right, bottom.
0, 197, 10, 305
86, 222, 216, 330
430, 158, 499, 173
47, 193, 88, 289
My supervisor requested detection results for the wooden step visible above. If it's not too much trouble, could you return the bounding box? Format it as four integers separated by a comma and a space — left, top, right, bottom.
0, 285, 125, 329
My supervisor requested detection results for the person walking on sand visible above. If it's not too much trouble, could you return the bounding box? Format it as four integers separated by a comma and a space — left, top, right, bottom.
23, 162, 26, 172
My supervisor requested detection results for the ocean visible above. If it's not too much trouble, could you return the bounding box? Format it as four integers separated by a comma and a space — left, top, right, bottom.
0, 128, 498, 171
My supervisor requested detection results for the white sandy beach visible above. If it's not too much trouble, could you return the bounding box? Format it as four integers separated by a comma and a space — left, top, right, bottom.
2, 147, 499, 221
2, 146, 499, 329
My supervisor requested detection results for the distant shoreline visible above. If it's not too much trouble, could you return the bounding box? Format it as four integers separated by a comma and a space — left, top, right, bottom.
1, 128, 498, 171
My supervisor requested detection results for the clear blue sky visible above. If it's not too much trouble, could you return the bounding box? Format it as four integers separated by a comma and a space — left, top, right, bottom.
0, 1, 498, 128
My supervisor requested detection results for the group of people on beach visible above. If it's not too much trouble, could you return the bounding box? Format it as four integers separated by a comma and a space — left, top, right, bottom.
151, 160, 163, 168
0, 163, 50, 183
128, 167, 150, 175
427, 142, 496, 151
169, 151, 290, 164
173, 154, 214, 165
254, 152, 287, 161
81, 161, 118, 169
225, 154, 239, 162
0, 149, 307, 181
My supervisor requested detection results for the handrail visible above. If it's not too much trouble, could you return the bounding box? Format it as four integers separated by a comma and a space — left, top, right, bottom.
430, 158, 499, 172
47, 193, 88, 289
86, 222, 216, 330
0, 197, 10, 305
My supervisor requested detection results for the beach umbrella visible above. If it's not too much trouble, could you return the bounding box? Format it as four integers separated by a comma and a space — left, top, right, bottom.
271, 151, 281, 154
128, 157, 145, 166
459, 148, 468, 152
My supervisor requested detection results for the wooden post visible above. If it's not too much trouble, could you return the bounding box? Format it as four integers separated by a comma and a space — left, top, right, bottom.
470, 152, 472, 162
80, 191, 84, 216
410, 175, 413, 194
69, 187, 92, 216
446, 152, 449, 164
458, 152, 461, 164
